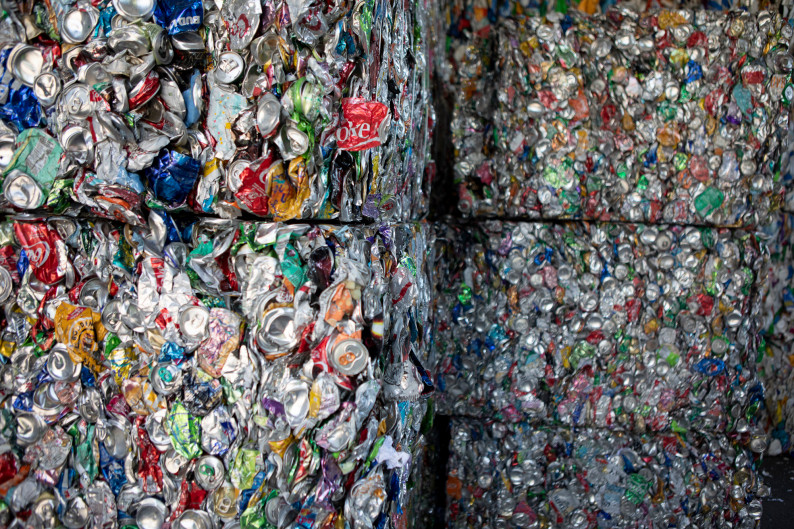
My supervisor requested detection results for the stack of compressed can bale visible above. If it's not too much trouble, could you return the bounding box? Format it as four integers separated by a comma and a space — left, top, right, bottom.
432, 1, 784, 526
0, 0, 439, 528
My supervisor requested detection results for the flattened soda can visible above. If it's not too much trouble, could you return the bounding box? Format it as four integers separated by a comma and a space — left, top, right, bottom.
330, 339, 368, 376
0, 264, 11, 303
197, 308, 242, 378
13, 219, 69, 285
194, 455, 225, 491
53, 302, 107, 374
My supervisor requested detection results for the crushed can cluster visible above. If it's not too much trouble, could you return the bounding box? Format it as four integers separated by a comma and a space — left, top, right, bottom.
428, 1, 794, 527
0, 0, 435, 223
0, 0, 793, 527
446, 6, 791, 225
0, 214, 436, 528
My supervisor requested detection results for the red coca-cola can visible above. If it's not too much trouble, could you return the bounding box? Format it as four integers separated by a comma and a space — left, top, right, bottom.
13, 220, 68, 285
129, 70, 161, 110
232, 151, 283, 216
336, 98, 390, 151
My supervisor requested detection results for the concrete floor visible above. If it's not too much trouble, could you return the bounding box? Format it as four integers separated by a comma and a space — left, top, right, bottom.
762, 457, 794, 526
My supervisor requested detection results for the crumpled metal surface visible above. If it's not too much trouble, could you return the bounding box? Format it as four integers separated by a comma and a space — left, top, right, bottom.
430, 7, 787, 526
445, 6, 792, 226
0, 0, 435, 223
0, 214, 436, 529
445, 418, 767, 529
759, 341, 794, 456
433, 220, 768, 443
758, 212, 794, 456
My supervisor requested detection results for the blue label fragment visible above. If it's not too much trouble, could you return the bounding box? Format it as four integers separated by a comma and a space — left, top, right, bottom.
154, 0, 204, 35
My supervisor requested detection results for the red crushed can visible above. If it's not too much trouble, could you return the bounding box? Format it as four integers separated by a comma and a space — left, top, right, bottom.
336, 98, 390, 151
13, 220, 68, 285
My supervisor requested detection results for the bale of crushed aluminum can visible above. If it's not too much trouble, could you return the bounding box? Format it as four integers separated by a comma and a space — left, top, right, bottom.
0, 0, 435, 223
758, 212, 794, 344
432, 220, 768, 447
756, 212, 794, 456
440, 0, 786, 22
758, 341, 794, 456
445, 418, 767, 529
781, 119, 794, 213
0, 214, 436, 529
445, 7, 792, 226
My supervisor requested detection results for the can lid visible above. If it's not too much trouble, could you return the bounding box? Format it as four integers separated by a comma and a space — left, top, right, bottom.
16, 413, 45, 446
33, 73, 61, 107
194, 456, 226, 491
278, 120, 310, 160
60, 84, 94, 118
173, 510, 213, 529
164, 448, 190, 477
256, 93, 282, 138
78, 278, 108, 309
3, 170, 46, 210
150, 363, 183, 396
134, 498, 167, 529
226, 159, 251, 193
9, 44, 43, 87
256, 307, 299, 356
33, 381, 62, 411
212, 484, 239, 518
783, 83, 794, 105
152, 28, 174, 65
749, 434, 768, 453
62, 497, 90, 529
112, 0, 156, 21
214, 51, 245, 84
179, 305, 211, 342
265, 496, 285, 525
0, 266, 12, 304
61, 7, 99, 44
48, 344, 82, 382
101, 299, 124, 333
330, 339, 369, 376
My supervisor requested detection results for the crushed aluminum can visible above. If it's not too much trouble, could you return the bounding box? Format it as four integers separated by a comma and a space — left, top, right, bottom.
758, 212, 794, 456
0, 2, 785, 529
214, 51, 245, 85
255, 307, 299, 360
32, 73, 60, 107
194, 455, 225, 491
329, 339, 369, 376
3, 170, 45, 210
60, 7, 100, 44
114, 0, 157, 21
179, 305, 211, 343
7, 44, 43, 87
